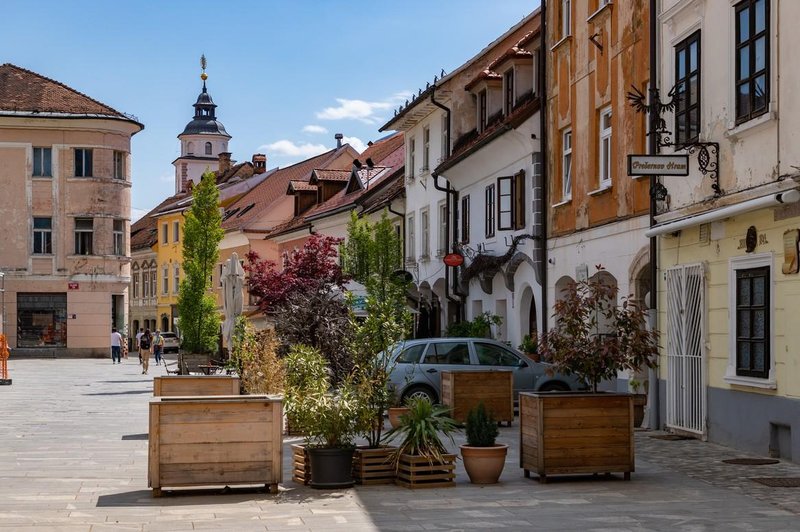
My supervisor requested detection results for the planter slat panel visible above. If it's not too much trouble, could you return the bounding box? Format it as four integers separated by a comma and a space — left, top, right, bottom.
441, 371, 514, 424
520, 392, 634, 482
292, 444, 310, 485
395, 453, 456, 489
153, 376, 239, 397
159, 421, 272, 444
353, 446, 396, 485
148, 395, 282, 496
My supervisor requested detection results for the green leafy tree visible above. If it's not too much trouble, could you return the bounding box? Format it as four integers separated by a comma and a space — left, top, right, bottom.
344, 210, 412, 447
176, 171, 223, 353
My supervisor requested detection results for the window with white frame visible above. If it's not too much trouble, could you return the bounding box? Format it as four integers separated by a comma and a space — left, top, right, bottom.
113, 219, 124, 255
461, 195, 470, 244
408, 137, 416, 179
561, 0, 571, 38
173, 264, 180, 294
205, 142, 212, 155
406, 213, 416, 260
133, 272, 140, 299
150, 270, 157, 298
33, 217, 52, 254
437, 202, 448, 256
598, 106, 612, 188
162, 224, 168, 245
727, 253, 773, 386
422, 126, 430, 171
74, 148, 93, 177
734, 0, 769, 124
420, 208, 430, 259
113, 151, 125, 179
485, 184, 495, 238
504, 69, 515, 115
562, 129, 572, 200
478, 90, 488, 132
162, 265, 169, 295
33, 147, 52, 177
173, 221, 180, 243
74, 218, 93, 255
142, 270, 149, 298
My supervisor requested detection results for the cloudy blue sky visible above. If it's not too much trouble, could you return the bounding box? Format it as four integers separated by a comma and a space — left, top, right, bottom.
3, 0, 538, 219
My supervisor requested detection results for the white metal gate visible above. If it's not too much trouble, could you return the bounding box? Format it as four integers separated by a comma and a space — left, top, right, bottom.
665, 263, 706, 436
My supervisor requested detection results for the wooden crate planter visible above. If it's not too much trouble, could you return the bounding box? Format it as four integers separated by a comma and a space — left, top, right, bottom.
395, 453, 456, 489
441, 370, 514, 425
153, 376, 240, 397
353, 446, 396, 485
292, 444, 311, 485
148, 395, 283, 496
519, 392, 634, 482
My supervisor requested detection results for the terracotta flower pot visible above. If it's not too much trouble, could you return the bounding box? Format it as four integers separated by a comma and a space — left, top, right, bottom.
388, 406, 409, 429
460, 444, 508, 484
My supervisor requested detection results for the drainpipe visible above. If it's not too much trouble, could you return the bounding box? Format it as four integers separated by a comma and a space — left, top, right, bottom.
647, 0, 660, 430
539, 0, 549, 337
430, 84, 464, 321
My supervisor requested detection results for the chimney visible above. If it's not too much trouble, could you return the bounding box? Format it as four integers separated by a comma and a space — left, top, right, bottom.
218, 152, 232, 173
252, 153, 267, 174
335, 133, 344, 149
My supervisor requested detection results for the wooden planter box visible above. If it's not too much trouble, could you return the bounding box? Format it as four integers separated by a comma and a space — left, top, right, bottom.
153, 376, 240, 397
395, 453, 456, 489
148, 394, 283, 496
519, 392, 634, 482
441, 370, 514, 425
291, 444, 311, 485
353, 446, 396, 485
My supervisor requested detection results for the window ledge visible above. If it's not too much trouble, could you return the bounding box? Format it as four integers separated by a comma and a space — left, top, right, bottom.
550, 35, 572, 53
724, 374, 777, 390
725, 110, 776, 140
32, 175, 53, 180
552, 198, 572, 208
587, 2, 612, 23
588, 184, 612, 196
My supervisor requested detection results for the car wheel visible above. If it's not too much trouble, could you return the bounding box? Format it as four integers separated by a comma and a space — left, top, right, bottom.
538, 381, 571, 392
402, 385, 437, 405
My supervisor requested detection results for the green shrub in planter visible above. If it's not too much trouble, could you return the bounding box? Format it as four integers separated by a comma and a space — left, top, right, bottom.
465, 402, 499, 447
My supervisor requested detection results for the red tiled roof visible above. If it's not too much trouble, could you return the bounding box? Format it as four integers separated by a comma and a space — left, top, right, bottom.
288, 180, 317, 192
222, 145, 359, 232
312, 169, 351, 182
360, 169, 406, 214
0, 63, 140, 127
465, 70, 502, 91
359, 132, 405, 165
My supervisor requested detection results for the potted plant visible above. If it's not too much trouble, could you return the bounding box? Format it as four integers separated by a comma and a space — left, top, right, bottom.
383, 396, 460, 489
518, 334, 540, 363
520, 268, 659, 482
460, 402, 507, 484
285, 345, 362, 489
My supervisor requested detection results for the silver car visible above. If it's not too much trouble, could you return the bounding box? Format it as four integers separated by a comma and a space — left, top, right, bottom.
386, 337, 585, 404
160, 332, 180, 354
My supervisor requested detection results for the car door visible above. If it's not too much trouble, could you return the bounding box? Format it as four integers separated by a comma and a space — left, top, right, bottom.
473, 341, 535, 397
418, 340, 474, 393
388, 342, 428, 397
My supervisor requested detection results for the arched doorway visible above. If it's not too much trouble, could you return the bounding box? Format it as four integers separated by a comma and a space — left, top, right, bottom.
519, 286, 537, 340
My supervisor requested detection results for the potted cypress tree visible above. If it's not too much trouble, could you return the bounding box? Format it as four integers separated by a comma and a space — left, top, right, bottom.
176, 171, 223, 372
520, 268, 659, 482
460, 402, 507, 484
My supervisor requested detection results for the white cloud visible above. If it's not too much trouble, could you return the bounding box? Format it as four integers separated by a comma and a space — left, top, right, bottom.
259, 140, 329, 158
343, 136, 367, 153
302, 124, 328, 135
316, 91, 412, 124
131, 208, 148, 223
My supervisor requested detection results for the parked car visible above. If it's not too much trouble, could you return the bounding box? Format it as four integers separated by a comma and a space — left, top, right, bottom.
160, 332, 180, 354
386, 338, 585, 404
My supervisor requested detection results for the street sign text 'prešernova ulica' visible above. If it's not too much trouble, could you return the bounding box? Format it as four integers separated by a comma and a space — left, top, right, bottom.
627, 154, 690, 176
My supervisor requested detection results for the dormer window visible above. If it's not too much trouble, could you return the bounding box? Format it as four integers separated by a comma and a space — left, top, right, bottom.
478, 90, 488, 131
504, 69, 515, 115
205, 142, 212, 155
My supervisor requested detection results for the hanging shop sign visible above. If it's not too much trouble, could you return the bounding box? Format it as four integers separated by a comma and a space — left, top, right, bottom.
443, 253, 464, 267
627, 154, 690, 176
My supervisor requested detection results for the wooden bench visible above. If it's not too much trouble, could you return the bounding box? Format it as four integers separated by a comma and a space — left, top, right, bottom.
163, 361, 180, 375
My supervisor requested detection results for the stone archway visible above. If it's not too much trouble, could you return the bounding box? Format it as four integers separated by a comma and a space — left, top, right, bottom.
519, 285, 537, 340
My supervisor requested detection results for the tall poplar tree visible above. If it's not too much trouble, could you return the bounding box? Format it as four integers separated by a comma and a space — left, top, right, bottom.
177, 171, 223, 353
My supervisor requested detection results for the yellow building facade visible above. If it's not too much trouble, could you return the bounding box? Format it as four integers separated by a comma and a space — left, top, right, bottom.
153, 209, 184, 333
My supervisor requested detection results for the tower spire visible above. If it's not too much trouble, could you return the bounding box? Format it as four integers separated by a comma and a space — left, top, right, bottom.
200, 54, 208, 91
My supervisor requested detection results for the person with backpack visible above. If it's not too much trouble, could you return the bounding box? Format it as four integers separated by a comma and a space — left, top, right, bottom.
152, 330, 164, 366
139, 329, 152, 375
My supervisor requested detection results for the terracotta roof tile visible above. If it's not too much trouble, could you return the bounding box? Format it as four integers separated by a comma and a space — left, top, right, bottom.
312, 169, 351, 182
288, 180, 317, 192
0, 63, 140, 126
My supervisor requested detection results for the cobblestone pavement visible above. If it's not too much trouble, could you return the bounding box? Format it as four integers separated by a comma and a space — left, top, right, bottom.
2, 358, 800, 531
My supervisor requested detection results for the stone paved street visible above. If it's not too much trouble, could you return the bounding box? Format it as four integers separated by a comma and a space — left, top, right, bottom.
2, 358, 800, 531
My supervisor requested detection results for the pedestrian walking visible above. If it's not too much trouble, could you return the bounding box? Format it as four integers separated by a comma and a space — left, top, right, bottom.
153, 330, 164, 366
140, 329, 152, 375
135, 328, 144, 364
110, 328, 122, 364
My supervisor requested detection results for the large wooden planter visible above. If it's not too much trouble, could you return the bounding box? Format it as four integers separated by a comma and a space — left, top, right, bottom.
148, 394, 283, 496
395, 453, 456, 489
153, 376, 240, 397
353, 446, 396, 485
519, 392, 634, 482
441, 370, 514, 425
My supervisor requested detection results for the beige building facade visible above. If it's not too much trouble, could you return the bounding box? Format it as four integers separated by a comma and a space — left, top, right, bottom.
0, 64, 143, 357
